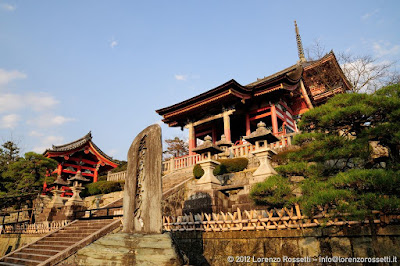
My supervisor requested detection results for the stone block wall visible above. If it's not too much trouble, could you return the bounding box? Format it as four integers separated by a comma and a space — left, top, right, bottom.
0, 234, 44, 257
171, 224, 400, 265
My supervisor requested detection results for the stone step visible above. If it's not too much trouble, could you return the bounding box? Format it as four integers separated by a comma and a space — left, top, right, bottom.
58, 229, 98, 234
2, 256, 41, 266
46, 236, 84, 242
36, 240, 76, 246
29, 244, 68, 251
74, 220, 113, 224
64, 224, 111, 229
73, 221, 112, 225
0, 262, 25, 266
13, 252, 51, 261
50, 232, 91, 238
22, 248, 60, 256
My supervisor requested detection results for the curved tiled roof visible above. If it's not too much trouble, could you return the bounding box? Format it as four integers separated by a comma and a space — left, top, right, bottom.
49, 132, 92, 152
43, 132, 118, 165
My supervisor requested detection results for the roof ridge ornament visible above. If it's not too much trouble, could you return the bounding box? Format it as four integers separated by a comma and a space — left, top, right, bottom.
294, 20, 307, 63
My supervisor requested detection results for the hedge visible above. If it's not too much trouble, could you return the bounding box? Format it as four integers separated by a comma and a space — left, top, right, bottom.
214, 158, 248, 175
193, 164, 204, 179
82, 180, 123, 197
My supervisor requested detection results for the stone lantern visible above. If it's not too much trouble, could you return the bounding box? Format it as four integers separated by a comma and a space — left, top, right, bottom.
192, 135, 223, 189
244, 121, 280, 184
216, 134, 233, 159
65, 170, 90, 206
50, 175, 69, 208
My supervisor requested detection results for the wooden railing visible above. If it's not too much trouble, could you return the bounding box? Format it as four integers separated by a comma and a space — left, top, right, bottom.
107, 171, 126, 182
1, 208, 35, 226
270, 132, 296, 150
1, 220, 70, 234
231, 143, 254, 157
163, 206, 400, 232
75, 205, 123, 220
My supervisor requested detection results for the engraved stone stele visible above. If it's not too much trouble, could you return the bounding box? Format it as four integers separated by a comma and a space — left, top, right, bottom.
123, 124, 163, 234
244, 121, 280, 184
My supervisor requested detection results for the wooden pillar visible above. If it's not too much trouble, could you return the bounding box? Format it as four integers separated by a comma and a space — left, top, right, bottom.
188, 123, 196, 155
57, 163, 62, 176
271, 104, 279, 134
223, 112, 231, 142
212, 126, 217, 144
300, 79, 314, 109
93, 169, 98, 183
245, 114, 251, 136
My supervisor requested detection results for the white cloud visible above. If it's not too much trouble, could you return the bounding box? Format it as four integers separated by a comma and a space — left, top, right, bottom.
0, 69, 26, 87
361, 9, 379, 20
0, 92, 59, 113
174, 74, 187, 81
110, 40, 118, 48
32, 135, 64, 153
0, 114, 20, 129
107, 149, 118, 157
0, 93, 24, 113
29, 130, 44, 137
25, 92, 59, 111
373, 41, 400, 57
1, 3, 16, 11
28, 114, 75, 128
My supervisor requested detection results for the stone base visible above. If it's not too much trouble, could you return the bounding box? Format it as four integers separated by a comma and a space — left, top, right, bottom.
64, 232, 182, 266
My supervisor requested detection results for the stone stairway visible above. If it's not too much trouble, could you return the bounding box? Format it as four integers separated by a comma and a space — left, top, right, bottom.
162, 167, 193, 193
0, 218, 121, 266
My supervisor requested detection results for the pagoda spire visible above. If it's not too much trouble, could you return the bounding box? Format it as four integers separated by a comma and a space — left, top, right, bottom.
294, 20, 306, 63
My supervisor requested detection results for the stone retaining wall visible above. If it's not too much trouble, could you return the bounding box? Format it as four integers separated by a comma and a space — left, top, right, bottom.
171, 224, 400, 265
82, 191, 123, 209
0, 234, 44, 257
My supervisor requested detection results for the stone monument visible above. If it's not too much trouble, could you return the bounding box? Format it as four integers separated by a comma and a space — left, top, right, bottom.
192, 135, 223, 189
123, 124, 163, 234
244, 121, 280, 183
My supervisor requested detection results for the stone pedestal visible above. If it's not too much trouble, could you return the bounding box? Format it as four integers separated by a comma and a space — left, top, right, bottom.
197, 159, 221, 189
250, 148, 277, 184
63, 232, 182, 265
65, 186, 85, 206
50, 189, 64, 208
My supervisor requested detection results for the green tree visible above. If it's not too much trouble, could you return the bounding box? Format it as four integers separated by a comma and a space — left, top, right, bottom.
251, 84, 400, 218
2, 152, 58, 195
0, 141, 21, 193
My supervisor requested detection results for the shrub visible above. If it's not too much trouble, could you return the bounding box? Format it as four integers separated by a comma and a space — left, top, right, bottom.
97, 175, 108, 182
83, 181, 123, 197
193, 164, 204, 178
213, 164, 227, 176
217, 158, 248, 173
250, 175, 293, 208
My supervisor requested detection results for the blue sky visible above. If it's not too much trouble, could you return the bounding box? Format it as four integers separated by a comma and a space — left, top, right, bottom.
0, 0, 399, 160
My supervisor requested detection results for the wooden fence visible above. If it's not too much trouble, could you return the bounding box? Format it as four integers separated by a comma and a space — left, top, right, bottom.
163, 206, 400, 232
1, 220, 70, 234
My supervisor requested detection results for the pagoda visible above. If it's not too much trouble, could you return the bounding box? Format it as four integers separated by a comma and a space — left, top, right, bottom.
43, 132, 118, 184
156, 22, 352, 155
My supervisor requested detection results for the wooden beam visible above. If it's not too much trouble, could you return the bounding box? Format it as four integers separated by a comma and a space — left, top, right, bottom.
187, 109, 235, 128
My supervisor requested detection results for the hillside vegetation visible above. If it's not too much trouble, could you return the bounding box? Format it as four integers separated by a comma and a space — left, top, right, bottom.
251, 84, 400, 218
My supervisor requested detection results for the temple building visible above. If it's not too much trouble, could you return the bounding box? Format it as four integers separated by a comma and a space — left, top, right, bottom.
43, 132, 118, 184
156, 22, 352, 155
